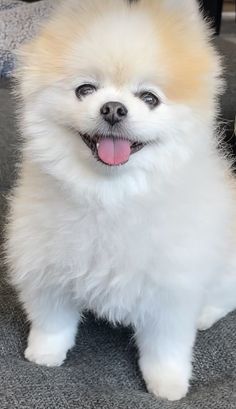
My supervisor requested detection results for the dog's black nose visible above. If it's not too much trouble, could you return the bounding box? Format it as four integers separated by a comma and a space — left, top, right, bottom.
100, 101, 128, 125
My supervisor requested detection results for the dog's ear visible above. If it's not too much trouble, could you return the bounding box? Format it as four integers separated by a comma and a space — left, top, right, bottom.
139, 0, 201, 22
162, 0, 199, 13
141, 0, 201, 23
161, 0, 200, 19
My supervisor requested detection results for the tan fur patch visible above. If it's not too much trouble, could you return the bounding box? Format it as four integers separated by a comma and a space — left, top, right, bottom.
18, 0, 222, 109
138, 0, 221, 106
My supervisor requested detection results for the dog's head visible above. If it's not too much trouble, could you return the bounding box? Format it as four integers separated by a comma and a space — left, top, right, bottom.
17, 0, 222, 201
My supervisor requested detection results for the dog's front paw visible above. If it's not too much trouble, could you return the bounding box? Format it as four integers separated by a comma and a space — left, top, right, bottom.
140, 359, 189, 401
25, 345, 66, 367
145, 371, 189, 401
25, 327, 73, 367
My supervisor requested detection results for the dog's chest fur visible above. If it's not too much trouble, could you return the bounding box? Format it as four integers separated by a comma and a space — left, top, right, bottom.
12, 165, 232, 326
62, 196, 163, 323
49, 184, 225, 324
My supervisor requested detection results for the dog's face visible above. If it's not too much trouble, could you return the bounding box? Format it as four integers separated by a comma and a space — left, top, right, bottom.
18, 0, 222, 199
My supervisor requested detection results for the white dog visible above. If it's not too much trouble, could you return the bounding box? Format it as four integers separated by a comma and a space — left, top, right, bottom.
5, 0, 236, 401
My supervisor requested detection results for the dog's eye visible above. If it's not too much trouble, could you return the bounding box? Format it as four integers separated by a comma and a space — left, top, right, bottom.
75, 84, 97, 99
139, 92, 160, 108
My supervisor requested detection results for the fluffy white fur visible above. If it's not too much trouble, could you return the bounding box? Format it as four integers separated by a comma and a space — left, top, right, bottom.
5, 0, 236, 401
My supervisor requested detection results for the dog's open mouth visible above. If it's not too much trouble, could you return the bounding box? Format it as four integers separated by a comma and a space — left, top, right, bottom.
80, 133, 146, 166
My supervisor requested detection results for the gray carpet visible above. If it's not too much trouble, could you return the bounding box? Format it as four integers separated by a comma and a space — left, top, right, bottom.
0, 22, 236, 409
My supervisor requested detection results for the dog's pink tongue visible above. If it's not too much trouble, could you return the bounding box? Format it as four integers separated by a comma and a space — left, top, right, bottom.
97, 138, 131, 166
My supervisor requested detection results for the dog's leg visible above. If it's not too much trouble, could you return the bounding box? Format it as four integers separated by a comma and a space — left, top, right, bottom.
136, 290, 199, 401
198, 271, 236, 330
23, 287, 80, 367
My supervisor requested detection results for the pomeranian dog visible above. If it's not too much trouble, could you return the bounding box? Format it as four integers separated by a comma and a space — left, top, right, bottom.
5, 0, 236, 401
